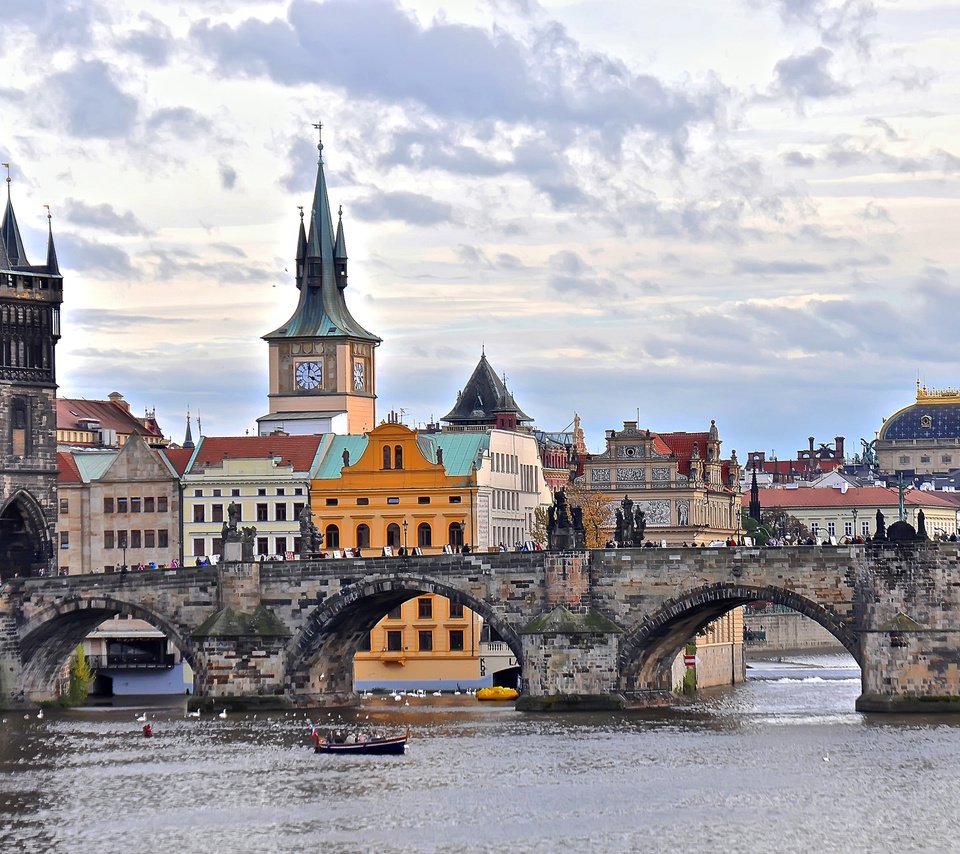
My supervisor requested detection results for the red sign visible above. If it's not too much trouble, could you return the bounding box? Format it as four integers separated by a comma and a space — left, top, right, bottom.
683, 654, 696, 667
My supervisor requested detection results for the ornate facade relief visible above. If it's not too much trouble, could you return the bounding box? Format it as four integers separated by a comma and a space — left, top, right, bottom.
636, 499, 671, 526
591, 468, 611, 484
616, 467, 645, 483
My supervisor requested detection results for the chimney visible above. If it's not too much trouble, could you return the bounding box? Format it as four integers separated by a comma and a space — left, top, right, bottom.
835, 436, 845, 458
108, 391, 130, 412
808, 436, 815, 452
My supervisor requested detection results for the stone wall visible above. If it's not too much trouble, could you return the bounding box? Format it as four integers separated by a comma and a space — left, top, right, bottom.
744, 612, 845, 653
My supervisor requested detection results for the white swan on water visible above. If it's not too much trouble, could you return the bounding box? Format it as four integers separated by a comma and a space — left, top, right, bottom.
136, 713, 148, 723
218, 709, 228, 719
187, 709, 200, 718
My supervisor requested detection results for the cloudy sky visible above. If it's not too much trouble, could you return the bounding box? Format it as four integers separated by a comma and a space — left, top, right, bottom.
2, 0, 957, 459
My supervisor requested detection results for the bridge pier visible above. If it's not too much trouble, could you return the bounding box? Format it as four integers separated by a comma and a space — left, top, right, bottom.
855, 544, 960, 712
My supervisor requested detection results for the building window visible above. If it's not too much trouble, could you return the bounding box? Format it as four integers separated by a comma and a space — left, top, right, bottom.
293, 536, 301, 554
193, 505, 205, 523
145, 530, 155, 548
212, 504, 223, 523
158, 497, 168, 512
811, 522, 819, 534
131, 498, 141, 513
861, 521, 870, 537
386, 523, 401, 548
387, 497, 400, 505
449, 601, 464, 619
386, 630, 403, 651
131, 530, 142, 548
394, 445, 403, 469
417, 523, 432, 548
276, 537, 287, 555
357, 497, 369, 506
277, 488, 285, 496
418, 497, 430, 505
294, 502, 305, 519
212, 537, 222, 556
899, 456, 910, 465
60, 532, 69, 549
387, 605, 402, 619
257, 537, 269, 555
943, 455, 953, 464
325, 498, 338, 506
59, 498, 69, 514
256, 503, 268, 521
295, 488, 303, 496
383, 446, 392, 469
356, 524, 370, 548
145, 497, 155, 513
258, 488, 267, 496
213, 489, 221, 497
448, 523, 464, 548
449, 496, 462, 504
104, 531, 114, 549
232, 489, 240, 497
921, 415, 932, 428
117, 498, 128, 513
325, 524, 340, 549
844, 522, 853, 537
193, 538, 207, 557
104, 497, 114, 514
449, 630, 464, 651
276, 503, 287, 521
827, 522, 836, 536
418, 630, 433, 652
158, 530, 168, 548
418, 598, 433, 619
194, 489, 203, 497
921, 455, 931, 464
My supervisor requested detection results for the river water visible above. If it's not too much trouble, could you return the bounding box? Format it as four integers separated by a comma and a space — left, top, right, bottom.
3, 653, 960, 853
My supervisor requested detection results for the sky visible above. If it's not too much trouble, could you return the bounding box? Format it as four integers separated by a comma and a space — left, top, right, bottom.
1, 0, 958, 459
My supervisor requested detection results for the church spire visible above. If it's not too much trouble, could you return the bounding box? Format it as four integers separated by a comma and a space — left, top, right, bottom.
44, 205, 59, 275
0, 163, 28, 269
295, 205, 306, 290
306, 122, 335, 271
182, 408, 195, 450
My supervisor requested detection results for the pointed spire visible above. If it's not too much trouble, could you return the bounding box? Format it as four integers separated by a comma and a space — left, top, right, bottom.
44, 205, 59, 274
749, 468, 761, 522
0, 162, 28, 268
306, 121, 335, 268
334, 204, 348, 289
183, 408, 195, 450
295, 205, 306, 289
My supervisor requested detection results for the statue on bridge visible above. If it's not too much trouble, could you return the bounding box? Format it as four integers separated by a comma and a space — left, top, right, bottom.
874, 509, 887, 542
615, 496, 645, 547
298, 504, 323, 555
547, 487, 585, 550
240, 526, 256, 560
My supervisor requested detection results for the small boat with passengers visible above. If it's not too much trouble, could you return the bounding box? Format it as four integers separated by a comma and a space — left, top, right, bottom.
311, 726, 409, 755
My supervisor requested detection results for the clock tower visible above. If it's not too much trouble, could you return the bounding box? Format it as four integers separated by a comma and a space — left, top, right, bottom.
0, 169, 62, 579
259, 131, 380, 436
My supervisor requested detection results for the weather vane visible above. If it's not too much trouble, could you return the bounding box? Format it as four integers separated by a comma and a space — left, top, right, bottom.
297, 204, 304, 220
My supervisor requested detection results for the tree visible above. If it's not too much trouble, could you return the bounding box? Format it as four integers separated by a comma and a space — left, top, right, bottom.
531, 506, 548, 547
68, 644, 93, 705
565, 481, 613, 549
762, 507, 810, 541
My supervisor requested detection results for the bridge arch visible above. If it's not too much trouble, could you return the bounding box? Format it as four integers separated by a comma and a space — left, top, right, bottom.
285, 574, 522, 701
618, 583, 860, 695
0, 488, 52, 580
17, 594, 198, 701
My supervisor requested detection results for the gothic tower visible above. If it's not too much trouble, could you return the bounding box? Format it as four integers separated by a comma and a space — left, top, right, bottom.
0, 169, 62, 578
258, 131, 380, 436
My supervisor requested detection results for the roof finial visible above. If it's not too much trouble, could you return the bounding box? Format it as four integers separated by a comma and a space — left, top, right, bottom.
312, 121, 323, 162
481, 342, 485, 357
297, 205, 304, 221
2, 163, 9, 199
338, 204, 342, 220
43, 203, 51, 223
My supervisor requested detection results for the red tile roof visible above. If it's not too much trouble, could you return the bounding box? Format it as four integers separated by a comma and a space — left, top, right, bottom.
161, 448, 194, 476
187, 436, 325, 474
752, 459, 843, 475
58, 397, 164, 440
742, 487, 960, 509
57, 451, 82, 484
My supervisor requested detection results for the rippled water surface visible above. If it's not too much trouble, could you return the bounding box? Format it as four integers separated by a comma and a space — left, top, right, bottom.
4, 654, 960, 853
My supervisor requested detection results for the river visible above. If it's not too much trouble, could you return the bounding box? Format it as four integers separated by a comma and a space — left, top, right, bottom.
3, 653, 960, 853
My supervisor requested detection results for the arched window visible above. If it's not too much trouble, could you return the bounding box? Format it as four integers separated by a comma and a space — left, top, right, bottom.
394, 445, 403, 469
383, 446, 392, 469
386, 523, 401, 548
448, 522, 464, 548
356, 524, 370, 549
325, 524, 340, 549
417, 522, 432, 548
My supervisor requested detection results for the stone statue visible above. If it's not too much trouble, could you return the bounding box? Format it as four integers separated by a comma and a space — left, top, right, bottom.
547, 487, 584, 549
342, 448, 350, 467
917, 509, 928, 541
299, 504, 323, 554
571, 506, 583, 531
875, 509, 887, 541
615, 508, 625, 543
861, 438, 877, 469
634, 508, 646, 544
554, 488, 570, 528
678, 503, 688, 526
227, 501, 240, 531
240, 526, 256, 560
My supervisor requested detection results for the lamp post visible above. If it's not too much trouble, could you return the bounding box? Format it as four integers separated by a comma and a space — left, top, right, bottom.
119, 531, 128, 572
852, 507, 859, 541
402, 519, 408, 555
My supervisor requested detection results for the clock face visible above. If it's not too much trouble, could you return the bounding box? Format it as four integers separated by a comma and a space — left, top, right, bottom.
353, 361, 365, 390
295, 361, 322, 390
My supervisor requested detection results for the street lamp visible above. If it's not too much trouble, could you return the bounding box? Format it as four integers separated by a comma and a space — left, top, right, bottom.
119, 531, 128, 572
402, 519, 408, 555
852, 508, 859, 542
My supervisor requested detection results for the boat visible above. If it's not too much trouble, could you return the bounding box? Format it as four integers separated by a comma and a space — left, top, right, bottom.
476, 686, 519, 701
311, 726, 409, 755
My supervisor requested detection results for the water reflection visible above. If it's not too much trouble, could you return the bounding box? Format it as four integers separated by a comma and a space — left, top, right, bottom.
3, 656, 960, 853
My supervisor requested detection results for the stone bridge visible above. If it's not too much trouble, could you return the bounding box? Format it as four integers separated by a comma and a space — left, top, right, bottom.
2, 544, 960, 712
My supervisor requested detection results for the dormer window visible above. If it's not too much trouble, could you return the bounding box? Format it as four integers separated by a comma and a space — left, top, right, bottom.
920, 415, 932, 428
